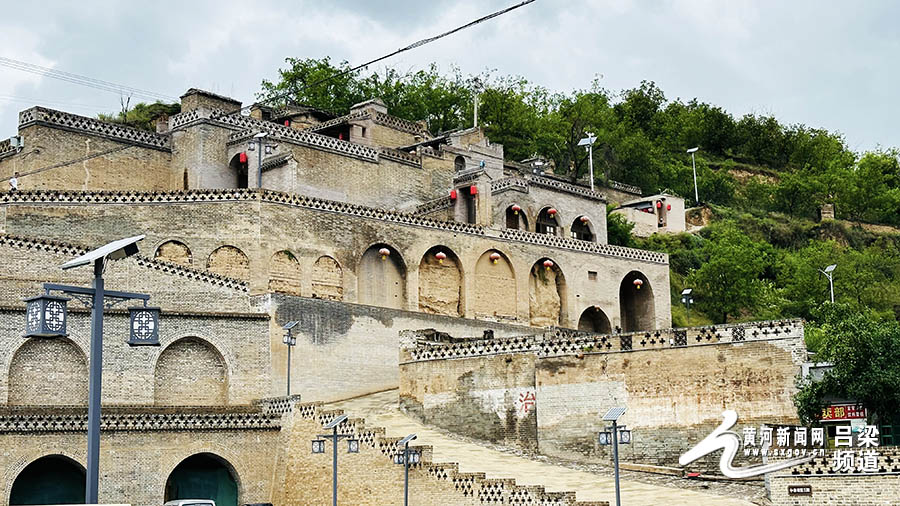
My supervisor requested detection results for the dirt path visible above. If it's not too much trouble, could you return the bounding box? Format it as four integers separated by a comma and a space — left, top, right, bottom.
329, 390, 763, 506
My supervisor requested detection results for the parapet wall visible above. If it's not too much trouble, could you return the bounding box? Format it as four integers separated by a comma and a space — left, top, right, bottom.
400, 319, 806, 470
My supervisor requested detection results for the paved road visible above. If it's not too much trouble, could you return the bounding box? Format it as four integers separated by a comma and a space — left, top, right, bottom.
329, 390, 757, 506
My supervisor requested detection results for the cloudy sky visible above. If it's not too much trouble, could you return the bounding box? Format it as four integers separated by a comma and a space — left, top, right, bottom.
2, 0, 897, 152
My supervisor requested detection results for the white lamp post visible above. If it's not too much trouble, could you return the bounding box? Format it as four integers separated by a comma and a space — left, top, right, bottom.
578, 133, 597, 191
687, 147, 700, 205
819, 264, 837, 303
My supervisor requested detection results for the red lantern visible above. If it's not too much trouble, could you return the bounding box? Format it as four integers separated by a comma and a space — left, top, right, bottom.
633, 278, 643, 290
379, 247, 390, 260
490, 252, 501, 264
511, 204, 521, 215
666, 204, 671, 211
450, 189, 457, 200
435, 251, 447, 264
284, 120, 290, 127
656, 201, 662, 209
470, 186, 478, 196
547, 208, 557, 216
580, 216, 589, 223
543, 259, 554, 270
239, 152, 248, 164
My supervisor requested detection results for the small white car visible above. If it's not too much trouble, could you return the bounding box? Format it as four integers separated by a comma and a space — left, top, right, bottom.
163, 500, 215, 506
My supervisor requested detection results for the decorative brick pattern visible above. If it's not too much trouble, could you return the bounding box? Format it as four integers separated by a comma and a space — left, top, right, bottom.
18, 107, 170, 151
499, 228, 667, 264
607, 179, 642, 195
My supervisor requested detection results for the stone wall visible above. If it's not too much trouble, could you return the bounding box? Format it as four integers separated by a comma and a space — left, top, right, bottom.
263, 294, 540, 402
0, 190, 672, 331
0, 400, 605, 506
400, 320, 806, 470
768, 449, 900, 505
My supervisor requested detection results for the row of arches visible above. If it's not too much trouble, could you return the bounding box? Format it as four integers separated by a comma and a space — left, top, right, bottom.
504, 205, 596, 242
153, 241, 655, 330
7, 336, 228, 407
9, 453, 238, 506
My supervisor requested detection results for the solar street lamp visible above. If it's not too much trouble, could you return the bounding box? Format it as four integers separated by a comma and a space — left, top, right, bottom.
598, 407, 628, 506
681, 288, 694, 326
687, 147, 700, 205
819, 264, 836, 303
312, 414, 359, 506
394, 433, 420, 506
249, 131, 277, 188
24, 235, 156, 504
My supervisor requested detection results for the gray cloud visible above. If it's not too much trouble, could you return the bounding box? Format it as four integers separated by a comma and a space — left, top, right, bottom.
1, 0, 897, 152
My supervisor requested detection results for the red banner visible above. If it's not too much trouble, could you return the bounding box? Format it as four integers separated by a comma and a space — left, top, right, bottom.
820, 404, 866, 421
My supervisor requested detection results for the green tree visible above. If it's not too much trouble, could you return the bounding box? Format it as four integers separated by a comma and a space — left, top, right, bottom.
795, 304, 900, 425
98, 101, 180, 131
606, 205, 635, 247
690, 223, 770, 323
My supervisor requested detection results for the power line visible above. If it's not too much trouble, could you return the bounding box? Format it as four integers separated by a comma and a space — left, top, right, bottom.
0, 57, 177, 103
234, 0, 537, 116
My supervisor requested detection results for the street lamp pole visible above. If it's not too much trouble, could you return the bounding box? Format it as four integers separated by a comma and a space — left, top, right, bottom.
397, 433, 418, 506
312, 414, 359, 506
681, 288, 693, 327
599, 407, 630, 506
687, 147, 700, 205
282, 321, 298, 397
579, 133, 598, 192
819, 264, 837, 303
29, 235, 155, 503
611, 419, 621, 506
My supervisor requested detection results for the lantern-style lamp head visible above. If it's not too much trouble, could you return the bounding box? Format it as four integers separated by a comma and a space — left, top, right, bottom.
127, 306, 161, 346
311, 439, 325, 454
598, 431, 612, 446
619, 427, 632, 444
23, 294, 69, 338
489, 252, 501, 264
347, 438, 360, 453
435, 251, 447, 264
633, 278, 644, 290
379, 247, 391, 260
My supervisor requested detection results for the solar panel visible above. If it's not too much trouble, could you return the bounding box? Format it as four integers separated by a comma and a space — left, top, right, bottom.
602, 407, 627, 421
61, 235, 145, 270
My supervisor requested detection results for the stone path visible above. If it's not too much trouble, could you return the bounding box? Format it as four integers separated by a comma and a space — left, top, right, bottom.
329, 390, 763, 506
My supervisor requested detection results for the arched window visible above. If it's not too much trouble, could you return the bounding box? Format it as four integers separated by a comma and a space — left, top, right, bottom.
207, 246, 250, 281
268, 250, 302, 295
454, 155, 466, 172
155, 240, 192, 266
312, 256, 343, 301
165, 453, 238, 506
619, 271, 655, 332
505, 205, 528, 230
536, 207, 560, 236
570, 216, 594, 242
9, 338, 87, 406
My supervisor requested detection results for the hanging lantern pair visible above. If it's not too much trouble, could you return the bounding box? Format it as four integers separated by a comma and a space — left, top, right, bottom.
379, 247, 391, 260
490, 252, 501, 264
543, 259, 554, 271
435, 251, 447, 264
633, 278, 644, 290
511, 204, 521, 215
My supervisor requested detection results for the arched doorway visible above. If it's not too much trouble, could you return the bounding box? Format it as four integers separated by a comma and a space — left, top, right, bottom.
529, 258, 566, 327
358, 244, 406, 310
10, 455, 85, 505
454, 155, 466, 172
536, 207, 560, 236
505, 205, 528, 230
619, 271, 655, 332
473, 250, 517, 320
418, 246, 463, 316
570, 216, 595, 242
165, 453, 238, 506
578, 306, 612, 333
228, 153, 249, 189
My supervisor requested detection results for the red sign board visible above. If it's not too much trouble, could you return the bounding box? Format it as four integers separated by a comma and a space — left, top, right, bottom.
820, 404, 866, 421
